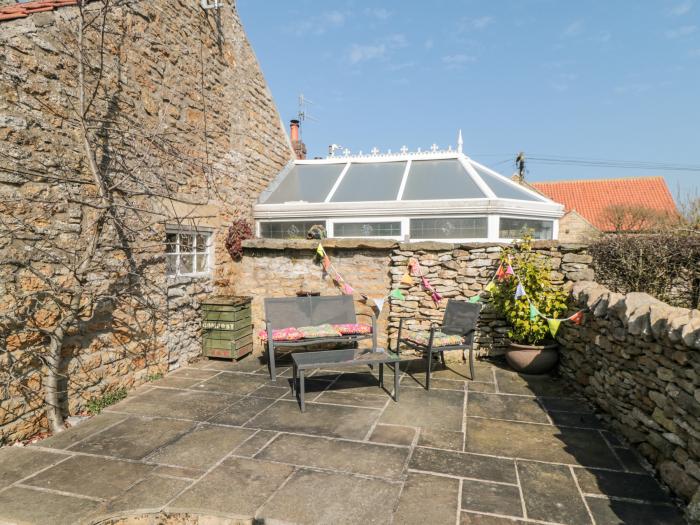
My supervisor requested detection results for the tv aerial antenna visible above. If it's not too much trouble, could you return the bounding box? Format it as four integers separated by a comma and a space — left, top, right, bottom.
297, 93, 318, 136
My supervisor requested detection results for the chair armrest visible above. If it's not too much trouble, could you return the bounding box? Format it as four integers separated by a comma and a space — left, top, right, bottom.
356, 312, 378, 350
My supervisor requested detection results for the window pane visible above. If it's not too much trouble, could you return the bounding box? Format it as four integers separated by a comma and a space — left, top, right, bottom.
195, 253, 208, 272
499, 218, 553, 240
472, 165, 541, 201
263, 164, 345, 204
195, 234, 208, 250
410, 217, 488, 239
260, 221, 325, 239
166, 254, 178, 275
165, 233, 177, 253
402, 160, 486, 200
330, 162, 405, 202
180, 254, 194, 274
180, 233, 194, 252
334, 222, 401, 237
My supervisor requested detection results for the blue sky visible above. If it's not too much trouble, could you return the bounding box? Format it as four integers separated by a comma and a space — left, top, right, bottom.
237, 1, 700, 200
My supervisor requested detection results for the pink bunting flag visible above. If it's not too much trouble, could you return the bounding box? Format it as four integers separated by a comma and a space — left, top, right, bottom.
506, 264, 515, 276
431, 291, 443, 304
421, 276, 432, 291
408, 258, 421, 276
341, 283, 354, 295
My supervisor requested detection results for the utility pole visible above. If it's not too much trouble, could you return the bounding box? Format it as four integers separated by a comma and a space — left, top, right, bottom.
516, 151, 526, 182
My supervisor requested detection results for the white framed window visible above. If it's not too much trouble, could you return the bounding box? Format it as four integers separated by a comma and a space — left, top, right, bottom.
331, 219, 402, 239
259, 220, 326, 239
165, 227, 213, 277
410, 216, 488, 241
498, 217, 554, 241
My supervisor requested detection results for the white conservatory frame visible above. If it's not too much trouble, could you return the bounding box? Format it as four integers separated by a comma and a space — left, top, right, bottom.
254, 147, 564, 242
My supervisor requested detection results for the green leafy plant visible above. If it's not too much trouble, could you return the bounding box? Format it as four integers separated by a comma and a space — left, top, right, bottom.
147, 373, 163, 382
490, 235, 569, 345
85, 388, 127, 415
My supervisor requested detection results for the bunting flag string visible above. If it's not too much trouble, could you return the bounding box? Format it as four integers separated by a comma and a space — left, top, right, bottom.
408, 258, 443, 305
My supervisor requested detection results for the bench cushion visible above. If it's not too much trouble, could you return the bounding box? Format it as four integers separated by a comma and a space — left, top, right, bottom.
297, 324, 342, 339
332, 323, 372, 335
258, 327, 304, 342
407, 331, 464, 347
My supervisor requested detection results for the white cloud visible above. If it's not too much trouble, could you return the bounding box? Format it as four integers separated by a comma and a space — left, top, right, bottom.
349, 44, 386, 64
666, 25, 697, 38
347, 34, 408, 64
563, 19, 584, 37
669, 0, 693, 16
441, 54, 477, 68
363, 7, 391, 20
458, 16, 494, 31
293, 10, 346, 36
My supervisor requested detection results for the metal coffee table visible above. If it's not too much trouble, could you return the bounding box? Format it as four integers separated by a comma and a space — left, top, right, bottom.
291, 348, 401, 412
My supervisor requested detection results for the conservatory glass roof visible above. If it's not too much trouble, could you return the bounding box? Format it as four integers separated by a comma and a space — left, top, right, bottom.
258, 152, 553, 206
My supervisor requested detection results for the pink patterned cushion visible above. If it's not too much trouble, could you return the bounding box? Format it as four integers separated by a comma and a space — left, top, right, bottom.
297, 324, 342, 339
258, 327, 304, 342
332, 323, 372, 335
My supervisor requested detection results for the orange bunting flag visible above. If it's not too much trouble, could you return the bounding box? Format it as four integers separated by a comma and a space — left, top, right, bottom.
569, 311, 584, 325
322, 256, 331, 271
495, 264, 507, 281
408, 258, 421, 276
401, 273, 413, 285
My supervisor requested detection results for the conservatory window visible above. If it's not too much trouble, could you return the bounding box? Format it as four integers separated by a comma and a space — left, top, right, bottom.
166, 228, 212, 276
499, 218, 553, 240
333, 221, 401, 237
410, 217, 488, 239
259, 220, 325, 239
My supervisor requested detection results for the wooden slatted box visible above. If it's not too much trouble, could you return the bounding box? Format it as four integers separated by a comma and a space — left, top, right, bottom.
201, 297, 252, 359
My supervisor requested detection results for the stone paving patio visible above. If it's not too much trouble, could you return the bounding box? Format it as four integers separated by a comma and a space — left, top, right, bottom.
0, 356, 687, 524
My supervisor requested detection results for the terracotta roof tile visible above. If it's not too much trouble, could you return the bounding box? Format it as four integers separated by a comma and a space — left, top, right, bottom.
530, 176, 677, 231
0, 0, 80, 23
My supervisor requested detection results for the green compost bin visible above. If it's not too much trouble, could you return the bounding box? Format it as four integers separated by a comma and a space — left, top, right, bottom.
201, 296, 253, 359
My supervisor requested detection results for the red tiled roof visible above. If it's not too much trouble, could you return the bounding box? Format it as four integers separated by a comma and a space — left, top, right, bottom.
0, 0, 79, 22
530, 176, 677, 231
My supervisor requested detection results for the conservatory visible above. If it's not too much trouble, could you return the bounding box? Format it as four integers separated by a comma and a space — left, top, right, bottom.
253, 144, 564, 242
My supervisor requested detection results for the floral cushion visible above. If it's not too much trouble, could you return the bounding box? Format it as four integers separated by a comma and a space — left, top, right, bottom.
258, 327, 304, 342
297, 324, 342, 339
332, 323, 372, 335
406, 330, 464, 347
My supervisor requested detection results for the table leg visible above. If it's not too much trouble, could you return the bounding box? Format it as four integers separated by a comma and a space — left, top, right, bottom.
379, 362, 384, 388
393, 362, 399, 402
291, 363, 297, 395
299, 369, 306, 412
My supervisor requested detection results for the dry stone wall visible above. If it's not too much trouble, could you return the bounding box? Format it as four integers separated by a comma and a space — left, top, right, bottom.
559, 281, 700, 514
0, 0, 291, 443
234, 239, 593, 358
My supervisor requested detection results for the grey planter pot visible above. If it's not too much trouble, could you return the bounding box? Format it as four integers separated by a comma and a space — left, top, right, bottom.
505, 342, 558, 375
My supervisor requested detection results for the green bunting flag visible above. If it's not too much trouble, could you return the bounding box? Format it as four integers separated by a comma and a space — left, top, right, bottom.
469, 295, 481, 303
529, 303, 539, 321
316, 243, 326, 258
390, 289, 405, 300
547, 318, 562, 337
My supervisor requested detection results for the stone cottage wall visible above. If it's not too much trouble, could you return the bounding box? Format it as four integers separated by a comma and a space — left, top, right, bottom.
0, 0, 291, 443
234, 239, 593, 358
559, 281, 700, 508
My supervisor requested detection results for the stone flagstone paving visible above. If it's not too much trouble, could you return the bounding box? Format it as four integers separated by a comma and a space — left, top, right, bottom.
0, 356, 687, 524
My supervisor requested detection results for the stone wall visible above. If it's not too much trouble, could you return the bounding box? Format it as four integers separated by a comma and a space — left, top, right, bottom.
559, 281, 700, 512
0, 0, 291, 443
233, 239, 594, 358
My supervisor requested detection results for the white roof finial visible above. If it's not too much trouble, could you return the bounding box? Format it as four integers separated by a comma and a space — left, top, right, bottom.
457, 129, 463, 154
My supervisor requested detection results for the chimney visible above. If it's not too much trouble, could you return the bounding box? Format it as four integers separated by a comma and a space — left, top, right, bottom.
289, 119, 307, 160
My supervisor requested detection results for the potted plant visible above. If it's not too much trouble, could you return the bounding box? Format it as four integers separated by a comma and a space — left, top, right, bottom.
490, 235, 569, 374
